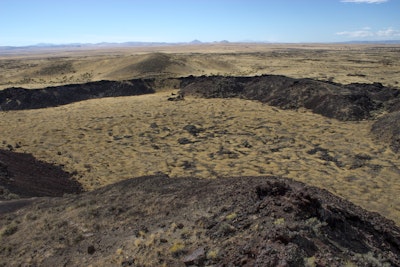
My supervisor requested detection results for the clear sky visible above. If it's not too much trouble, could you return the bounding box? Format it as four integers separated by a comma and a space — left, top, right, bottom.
1, 0, 399, 46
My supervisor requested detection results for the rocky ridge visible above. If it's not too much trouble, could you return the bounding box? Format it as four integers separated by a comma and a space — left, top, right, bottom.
2, 75, 399, 121
179, 75, 400, 121
0, 79, 155, 111
0, 175, 399, 266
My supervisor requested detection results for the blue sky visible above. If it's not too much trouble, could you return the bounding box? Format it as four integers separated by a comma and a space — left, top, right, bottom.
1, 0, 399, 46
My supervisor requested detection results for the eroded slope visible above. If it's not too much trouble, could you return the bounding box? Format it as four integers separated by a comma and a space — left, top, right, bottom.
0, 175, 399, 266
0, 150, 82, 200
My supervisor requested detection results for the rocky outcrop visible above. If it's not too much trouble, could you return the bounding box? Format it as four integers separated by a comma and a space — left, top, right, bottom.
0, 160, 8, 180
180, 75, 400, 121
2, 75, 399, 121
371, 111, 400, 153
0, 79, 155, 110
0, 175, 399, 266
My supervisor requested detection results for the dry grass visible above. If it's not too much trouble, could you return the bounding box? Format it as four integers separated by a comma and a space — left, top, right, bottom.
1, 43, 400, 224
1, 91, 399, 223
1, 43, 400, 89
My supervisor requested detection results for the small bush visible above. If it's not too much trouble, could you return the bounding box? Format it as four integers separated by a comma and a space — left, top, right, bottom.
274, 218, 285, 225
225, 212, 237, 220
207, 249, 219, 260
169, 242, 186, 257
1, 224, 18, 237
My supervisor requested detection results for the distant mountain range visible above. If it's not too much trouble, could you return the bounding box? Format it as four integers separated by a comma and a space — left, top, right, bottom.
339, 40, 400, 44
1, 40, 400, 51
0, 42, 180, 50
0, 40, 225, 51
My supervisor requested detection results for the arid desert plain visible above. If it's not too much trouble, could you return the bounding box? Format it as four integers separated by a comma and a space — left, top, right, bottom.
1, 43, 400, 266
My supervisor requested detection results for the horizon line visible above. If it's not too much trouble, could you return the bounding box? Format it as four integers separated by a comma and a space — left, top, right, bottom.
2, 39, 400, 48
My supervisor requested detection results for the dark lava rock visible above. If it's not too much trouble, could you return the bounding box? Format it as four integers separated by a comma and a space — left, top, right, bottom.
178, 137, 193, 145
121, 258, 135, 266
371, 111, 400, 153
0, 160, 9, 180
0, 175, 398, 266
2, 75, 399, 122
167, 92, 185, 101
0, 149, 82, 199
180, 75, 400, 121
87, 245, 96, 255
149, 122, 159, 129
183, 124, 203, 136
0, 79, 155, 110
183, 247, 206, 266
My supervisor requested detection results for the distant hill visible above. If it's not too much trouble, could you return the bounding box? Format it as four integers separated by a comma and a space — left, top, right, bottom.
1, 40, 400, 52
190, 39, 203, 44
0, 42, 177, 51
339, 40, 400, 44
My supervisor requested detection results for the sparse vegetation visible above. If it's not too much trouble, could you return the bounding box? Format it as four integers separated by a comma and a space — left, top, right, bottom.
273, 217, 285, 225
36, 62, 74, 76
305, 256, 317, 267
206, 249, 219, 260
225, 212, 237, 220
1, 223, 18, 237
0, 44, 400, 266
169, 241, 186, 257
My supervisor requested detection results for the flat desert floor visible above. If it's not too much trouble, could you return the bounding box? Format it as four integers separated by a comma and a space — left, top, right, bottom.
1, 43, 399, 89
1, 43, 400, 224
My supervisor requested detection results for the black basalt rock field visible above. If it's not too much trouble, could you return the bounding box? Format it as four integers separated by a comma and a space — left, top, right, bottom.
2, 75, 399, 122
179, 75, 400, 121
0, 79, 155, 110
0, 175, 399, 266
